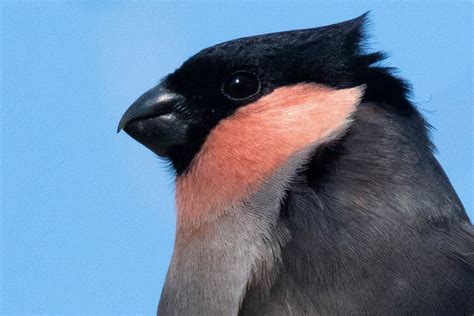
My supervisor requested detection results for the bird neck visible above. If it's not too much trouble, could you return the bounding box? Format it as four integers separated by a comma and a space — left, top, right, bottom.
159, 84, 363, 314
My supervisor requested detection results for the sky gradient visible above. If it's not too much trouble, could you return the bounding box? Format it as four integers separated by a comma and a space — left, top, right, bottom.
1, 2, 472, 315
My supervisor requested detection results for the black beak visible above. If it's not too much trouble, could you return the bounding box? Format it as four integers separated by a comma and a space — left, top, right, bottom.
118, 83, 188, 156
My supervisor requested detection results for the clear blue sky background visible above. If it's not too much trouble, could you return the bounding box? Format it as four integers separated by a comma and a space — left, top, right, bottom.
1, 2, 472, 315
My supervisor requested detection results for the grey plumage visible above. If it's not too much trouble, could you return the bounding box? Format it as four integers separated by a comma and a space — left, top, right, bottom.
240, 102, 474, 315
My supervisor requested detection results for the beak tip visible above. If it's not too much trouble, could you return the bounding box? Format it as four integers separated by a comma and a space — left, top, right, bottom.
117, 118, 126, 134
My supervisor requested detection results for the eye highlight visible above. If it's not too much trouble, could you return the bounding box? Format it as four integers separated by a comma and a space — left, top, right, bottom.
222, 71, 260, 101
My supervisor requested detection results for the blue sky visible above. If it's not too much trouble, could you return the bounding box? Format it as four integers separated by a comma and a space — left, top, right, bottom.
1, 2, 472, 315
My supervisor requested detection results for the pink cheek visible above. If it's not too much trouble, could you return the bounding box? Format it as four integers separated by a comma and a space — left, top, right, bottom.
176, 84, 363, 224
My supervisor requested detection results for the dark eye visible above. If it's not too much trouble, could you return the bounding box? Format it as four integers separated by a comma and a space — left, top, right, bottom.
222, 71, 260, 101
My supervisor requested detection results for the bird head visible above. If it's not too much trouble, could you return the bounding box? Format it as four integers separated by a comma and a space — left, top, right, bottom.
118, 13, 388, 175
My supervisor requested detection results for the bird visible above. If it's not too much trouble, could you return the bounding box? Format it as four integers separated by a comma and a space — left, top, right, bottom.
118, 13, 474, 316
